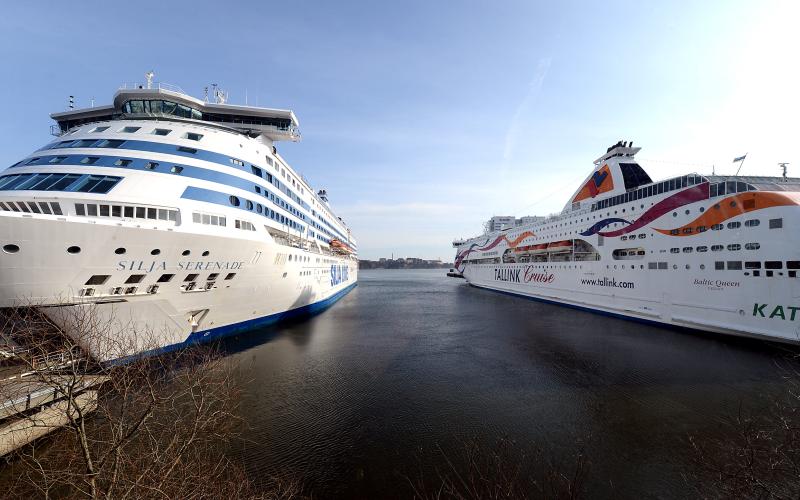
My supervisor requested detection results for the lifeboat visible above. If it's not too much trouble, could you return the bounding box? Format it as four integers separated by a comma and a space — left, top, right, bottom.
513, 245, 534, 253
530, 243, 549, 254
547, 240, 573, 253
329, 238, 354, 254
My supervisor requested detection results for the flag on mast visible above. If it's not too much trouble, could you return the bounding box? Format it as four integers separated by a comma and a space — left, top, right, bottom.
733, 154, 747, 163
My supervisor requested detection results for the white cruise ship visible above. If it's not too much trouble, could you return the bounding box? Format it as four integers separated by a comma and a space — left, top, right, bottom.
453, 141, 800, 344
0, 76, 357, 361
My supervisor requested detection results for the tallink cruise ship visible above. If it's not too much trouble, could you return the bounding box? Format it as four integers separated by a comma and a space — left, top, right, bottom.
0, 75, 357, 361
454, 141, 800, 344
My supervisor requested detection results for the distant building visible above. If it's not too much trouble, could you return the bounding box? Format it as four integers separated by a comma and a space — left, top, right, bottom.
487, 216, 516, 231
486, 215, 544, 232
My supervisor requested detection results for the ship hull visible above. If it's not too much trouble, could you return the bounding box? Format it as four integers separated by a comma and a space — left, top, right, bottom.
0, 213, 358, 361
461, 261, 800, 344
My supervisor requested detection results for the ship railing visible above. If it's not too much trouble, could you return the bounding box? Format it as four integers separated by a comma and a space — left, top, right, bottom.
0, 344, 31, 359
118, 81, 187, 94
28, 349, 85, 372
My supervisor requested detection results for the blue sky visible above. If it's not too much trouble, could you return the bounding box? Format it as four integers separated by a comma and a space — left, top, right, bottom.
1, 1, 797, 260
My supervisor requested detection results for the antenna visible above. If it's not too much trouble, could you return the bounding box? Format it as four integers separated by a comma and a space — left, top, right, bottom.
779, 162, 790, 181
68, 95, 74, 110
90, 97, 94, 108
145, 71, 154, 89
203, 86, 209, 102
211, 83, 228, 104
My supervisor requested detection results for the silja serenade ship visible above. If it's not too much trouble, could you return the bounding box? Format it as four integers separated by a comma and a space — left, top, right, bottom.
0, 74, 357, 361
453, 141, 800, 344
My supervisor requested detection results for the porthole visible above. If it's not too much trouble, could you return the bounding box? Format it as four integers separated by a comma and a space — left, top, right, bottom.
182, 250, 191, 256
700, 264, 705, 270
67, 246, 81, 254
730, 201, 737, 208
115, 247, 126, 255
202, 250, 210, 257
229, 196, 240, 207
3, 244, 19, 254
151, 249, 161, 256
672, 212, 677, 217
685, 210, 690, 215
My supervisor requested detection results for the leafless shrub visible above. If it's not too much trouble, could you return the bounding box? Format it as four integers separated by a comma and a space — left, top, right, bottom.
407, 436, 590, 500
686, 359, 800, 499
0, 303, 308, 499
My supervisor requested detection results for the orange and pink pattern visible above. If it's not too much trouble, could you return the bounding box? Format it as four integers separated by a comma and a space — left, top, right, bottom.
655, 191, 800, 236
573, 164, 614, 203
454, 230, 537, 270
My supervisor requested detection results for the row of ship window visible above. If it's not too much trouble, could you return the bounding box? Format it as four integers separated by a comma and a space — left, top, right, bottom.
10, 155, 311, 235
86, 272, 236, 286
33, 135, 349, 242
641, 261, 800, 277
83, 271, 237, 295
589, 175, 756, 212
75, 203, 178, 222
39, 133, 200, 152
32, 145, 346, 239
613, 241, 767, 258
25, 153, 312, 233
0, 200, 63, 215
228, 195, 305, 233
666, 218, 780, 235
590, 174, 706, 211
83, 121, 303, 200
669, 243, 760, 253
121, 99, 294, 132
617, 218, 782, 241
72, 202, 268, 235
0, 172, 122, 194
37, 135, 313, 213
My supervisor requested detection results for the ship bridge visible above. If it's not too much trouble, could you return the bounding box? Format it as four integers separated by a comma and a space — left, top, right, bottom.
50, 82, 300, 142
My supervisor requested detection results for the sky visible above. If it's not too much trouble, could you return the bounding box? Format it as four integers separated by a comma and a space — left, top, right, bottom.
0, 1, 798, 260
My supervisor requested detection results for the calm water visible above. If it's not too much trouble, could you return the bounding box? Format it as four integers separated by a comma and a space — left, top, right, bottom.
218, 269, 798, 498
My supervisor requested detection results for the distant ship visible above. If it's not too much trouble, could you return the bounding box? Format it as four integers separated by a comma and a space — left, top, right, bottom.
0, 74, 357, 361
453, 141, 800, 344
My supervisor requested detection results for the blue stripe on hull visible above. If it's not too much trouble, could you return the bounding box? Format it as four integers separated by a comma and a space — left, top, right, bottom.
113, 282, 357, 364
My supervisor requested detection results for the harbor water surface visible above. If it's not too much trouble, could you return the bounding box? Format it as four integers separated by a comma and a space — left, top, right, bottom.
219, 269, 798, 498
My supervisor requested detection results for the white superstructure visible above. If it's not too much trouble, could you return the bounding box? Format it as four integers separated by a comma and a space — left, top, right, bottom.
454, 141, 800, 344
0, 78, 357, 361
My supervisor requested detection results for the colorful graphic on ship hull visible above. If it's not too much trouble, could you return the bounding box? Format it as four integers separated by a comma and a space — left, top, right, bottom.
654, 191, 800, 235
455, 230, 536, 271
580, 183, 709, 237
573, 164, 613, 203
458, 186, 800, 273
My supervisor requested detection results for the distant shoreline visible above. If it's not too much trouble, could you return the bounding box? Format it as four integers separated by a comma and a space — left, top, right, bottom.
359, 259, 453, 270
